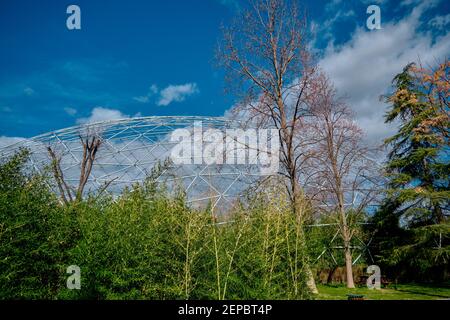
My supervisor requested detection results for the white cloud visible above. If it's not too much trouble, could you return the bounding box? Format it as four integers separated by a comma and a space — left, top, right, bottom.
133, 96, 150, 103
76, 107, 129, 124
400, 0, 421, 6
133, 83, 198, 106
157, 83, 199, 106
325, 0, 343, 12
64, 107, 78, 116
429, 13, 450, 29
149, 84, 158, 94
319, 1, 450, 145
133, 84, 159, 104
312, 9, 356, 43
24, 87, 34, 96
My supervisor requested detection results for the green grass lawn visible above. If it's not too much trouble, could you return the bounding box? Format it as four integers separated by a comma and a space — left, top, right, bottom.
316, 283, 450, 300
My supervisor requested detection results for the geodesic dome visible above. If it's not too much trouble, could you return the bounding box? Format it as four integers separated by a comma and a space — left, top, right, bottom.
0, 116, 269, 210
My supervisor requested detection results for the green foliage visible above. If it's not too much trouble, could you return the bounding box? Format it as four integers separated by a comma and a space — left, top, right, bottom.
306, 213, 371, 270
0, 151, 313, 299
59, 186, 206, 299
372, 61, 450, 282
208, 197, 313, 300
383, 62, 449, 223
0, 149, 73, 299
59, 183, 313, 299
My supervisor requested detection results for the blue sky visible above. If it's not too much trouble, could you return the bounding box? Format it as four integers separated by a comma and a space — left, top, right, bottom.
0, 0, 449, 144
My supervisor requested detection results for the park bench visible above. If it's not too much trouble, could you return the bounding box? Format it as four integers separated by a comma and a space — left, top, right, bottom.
347, 294, 365, 300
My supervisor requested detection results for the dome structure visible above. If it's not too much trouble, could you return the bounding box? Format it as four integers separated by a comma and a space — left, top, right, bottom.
0, 116, 273, 210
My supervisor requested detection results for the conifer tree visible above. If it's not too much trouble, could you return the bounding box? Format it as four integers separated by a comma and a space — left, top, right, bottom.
373, 61, 449, 281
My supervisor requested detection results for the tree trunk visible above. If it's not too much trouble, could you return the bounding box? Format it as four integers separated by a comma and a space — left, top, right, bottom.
291, 179, 319, 294
344, 240, 355, 288
305, 266, 318, 294
327, 266, 337, 284
340, 206, 355, 288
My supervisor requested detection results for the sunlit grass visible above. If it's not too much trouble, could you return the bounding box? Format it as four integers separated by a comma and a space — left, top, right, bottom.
316, 283, 450, 300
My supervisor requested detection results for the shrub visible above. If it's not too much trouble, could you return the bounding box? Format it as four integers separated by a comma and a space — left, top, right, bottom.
0, 149, 72, 299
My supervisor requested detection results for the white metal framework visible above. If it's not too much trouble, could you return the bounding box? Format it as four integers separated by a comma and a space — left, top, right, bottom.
0, 115, 382, 265
0, 116, 264, 210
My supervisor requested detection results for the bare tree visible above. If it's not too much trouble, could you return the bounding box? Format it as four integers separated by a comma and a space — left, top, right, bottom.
48, 135, 102, 204
305, 73, 379, 288
217, 0, 319, 293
